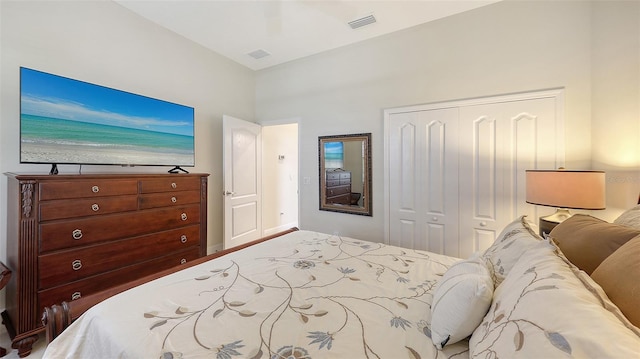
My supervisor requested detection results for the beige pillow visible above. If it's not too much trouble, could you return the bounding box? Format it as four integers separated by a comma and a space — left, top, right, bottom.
549, 214, 640, 275
591, 234, 640, 328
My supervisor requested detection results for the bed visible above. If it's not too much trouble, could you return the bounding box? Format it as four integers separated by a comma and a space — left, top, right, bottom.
42, 215, 640, 358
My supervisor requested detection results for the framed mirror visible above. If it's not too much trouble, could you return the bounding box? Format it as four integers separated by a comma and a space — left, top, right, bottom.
318, 133, 372, 216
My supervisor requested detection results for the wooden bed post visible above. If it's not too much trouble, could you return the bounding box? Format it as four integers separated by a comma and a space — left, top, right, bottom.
41, 302, 71, 343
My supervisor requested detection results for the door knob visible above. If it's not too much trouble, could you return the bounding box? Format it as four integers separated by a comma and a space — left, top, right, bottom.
223, 190, 235, 196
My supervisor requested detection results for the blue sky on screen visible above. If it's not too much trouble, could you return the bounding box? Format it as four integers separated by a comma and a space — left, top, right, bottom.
20, 67, 194, 137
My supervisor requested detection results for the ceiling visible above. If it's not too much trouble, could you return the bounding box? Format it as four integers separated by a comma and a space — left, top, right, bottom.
115, 0, 501, 71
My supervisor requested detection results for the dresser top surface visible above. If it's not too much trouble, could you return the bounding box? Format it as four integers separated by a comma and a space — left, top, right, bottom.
5, 172, 210, 181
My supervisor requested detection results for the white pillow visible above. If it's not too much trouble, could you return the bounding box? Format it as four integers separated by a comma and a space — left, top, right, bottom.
481, 215, 541, 287
430, 257, 494, 349
470, 240, 640, 357
614, 204, 640, 229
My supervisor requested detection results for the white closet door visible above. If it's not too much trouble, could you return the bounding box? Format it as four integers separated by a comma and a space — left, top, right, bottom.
385, 89, 564, 258
458, 98, 559, 257
388, 108, 459, 254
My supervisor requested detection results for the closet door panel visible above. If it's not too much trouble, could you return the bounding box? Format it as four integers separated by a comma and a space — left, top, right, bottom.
398, 219, 418, 251
471, 115, 498, 220
506, 98, 560, 221
459, 97, 560, 257
389, 113, 420, 249
421, 109, 459, 256
459, 105, 505, 258
426, 223, 445, 254
388, 109, 458, 255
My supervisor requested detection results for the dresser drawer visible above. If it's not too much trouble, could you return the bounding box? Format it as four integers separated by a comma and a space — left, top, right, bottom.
39, 225, 200, 289
39, 180, 138, 200
139, 177, 201, 193
40, 204, 201, 253
40, 195, 138, 221
326, 180, 340, 187
139, 190, 201, 210
38, 247, 200, 312
326, 172, 350, 180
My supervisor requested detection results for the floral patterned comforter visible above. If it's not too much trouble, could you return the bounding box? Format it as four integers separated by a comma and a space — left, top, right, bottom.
43, 230, 468, 359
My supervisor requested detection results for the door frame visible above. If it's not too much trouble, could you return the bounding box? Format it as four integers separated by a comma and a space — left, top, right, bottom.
383, 88, 565, 245
260, 118, 301, 235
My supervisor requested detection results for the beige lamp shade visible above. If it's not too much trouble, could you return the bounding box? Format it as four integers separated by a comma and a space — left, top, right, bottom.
526, 170, 606, 210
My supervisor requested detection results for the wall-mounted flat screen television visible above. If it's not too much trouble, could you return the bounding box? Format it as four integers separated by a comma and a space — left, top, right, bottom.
20, 67, 195, 171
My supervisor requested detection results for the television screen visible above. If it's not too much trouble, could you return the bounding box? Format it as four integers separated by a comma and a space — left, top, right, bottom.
20, 67, 195, 168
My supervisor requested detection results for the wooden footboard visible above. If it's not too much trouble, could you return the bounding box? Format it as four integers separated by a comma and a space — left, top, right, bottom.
42, 227, 299, 343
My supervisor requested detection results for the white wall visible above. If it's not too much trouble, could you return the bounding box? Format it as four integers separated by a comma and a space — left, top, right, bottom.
0, 1, 255, 266
255, 0, 603, 241
591, 1, 640, 218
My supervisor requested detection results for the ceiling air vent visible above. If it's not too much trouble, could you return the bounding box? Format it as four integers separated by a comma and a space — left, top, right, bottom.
248, 49, 271, 59
348, 14, 376, 29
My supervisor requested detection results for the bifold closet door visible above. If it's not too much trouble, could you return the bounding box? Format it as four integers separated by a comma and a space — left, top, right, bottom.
386, 91, 563, 258
388, 108, 459, 255
457, 98, 559, 258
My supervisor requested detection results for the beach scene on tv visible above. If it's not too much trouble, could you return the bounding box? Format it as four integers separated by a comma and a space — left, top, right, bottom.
20, 68, 195, 167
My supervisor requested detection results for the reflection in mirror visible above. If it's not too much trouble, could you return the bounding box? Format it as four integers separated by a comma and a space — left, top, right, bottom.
319, 133, 372, 216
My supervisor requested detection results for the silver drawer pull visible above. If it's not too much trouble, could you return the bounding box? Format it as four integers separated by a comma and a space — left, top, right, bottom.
171, 196, 177, 203
71, 292, 82, 301
72, 260, 82, 271
91, 203, 100, 212
171, 182, 177, 189
180, 259, 187, 264
72, 229, 83, 240
181, 213, 187, 221
91, 185, 99, 193
180, 235, 187, 244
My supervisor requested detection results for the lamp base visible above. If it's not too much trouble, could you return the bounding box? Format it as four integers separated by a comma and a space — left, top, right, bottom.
539, 208, 572, 238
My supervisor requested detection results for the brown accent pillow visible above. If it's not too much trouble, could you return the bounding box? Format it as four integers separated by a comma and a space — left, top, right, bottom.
591, 235, 640, 328
549, 214, 640, 275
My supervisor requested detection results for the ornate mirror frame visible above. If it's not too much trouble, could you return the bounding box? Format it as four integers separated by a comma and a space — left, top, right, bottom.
318, 133, 372, 216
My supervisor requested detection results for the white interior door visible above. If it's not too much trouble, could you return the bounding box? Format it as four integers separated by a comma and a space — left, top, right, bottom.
388, 108, 459, 254
223, 115, 262, 249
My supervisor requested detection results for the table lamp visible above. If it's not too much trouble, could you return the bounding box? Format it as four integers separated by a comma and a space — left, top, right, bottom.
526, 169, 606, 237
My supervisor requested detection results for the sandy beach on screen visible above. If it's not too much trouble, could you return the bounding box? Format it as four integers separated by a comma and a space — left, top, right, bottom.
21, 142, 193, 166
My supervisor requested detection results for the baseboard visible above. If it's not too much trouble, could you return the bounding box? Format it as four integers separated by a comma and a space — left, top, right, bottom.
263, 222, 299, 236
207, 243, 223, 254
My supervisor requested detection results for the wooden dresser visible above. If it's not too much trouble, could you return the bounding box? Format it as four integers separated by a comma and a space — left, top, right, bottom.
325, 170, 351, 205
3, 173, 209, 356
